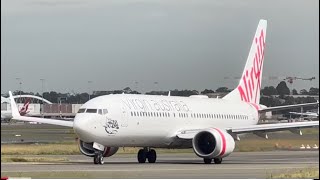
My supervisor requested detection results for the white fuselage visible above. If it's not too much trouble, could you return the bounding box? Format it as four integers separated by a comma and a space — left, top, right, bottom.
73, 94, 259, 148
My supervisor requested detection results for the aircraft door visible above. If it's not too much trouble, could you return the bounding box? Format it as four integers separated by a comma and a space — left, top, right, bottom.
121, 107, 128, 127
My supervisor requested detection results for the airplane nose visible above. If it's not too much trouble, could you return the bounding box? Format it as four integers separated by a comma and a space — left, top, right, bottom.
73, 115, 93, 142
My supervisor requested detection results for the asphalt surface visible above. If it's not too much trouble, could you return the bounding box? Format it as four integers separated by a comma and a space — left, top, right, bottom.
1, 123, 74, 144
1, 151, 319, 178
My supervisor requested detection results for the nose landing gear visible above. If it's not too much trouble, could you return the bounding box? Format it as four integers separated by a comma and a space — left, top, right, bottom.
93, 151, 104, 165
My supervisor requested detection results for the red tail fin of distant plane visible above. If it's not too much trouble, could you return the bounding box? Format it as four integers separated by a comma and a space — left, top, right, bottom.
19, 97, 31, 116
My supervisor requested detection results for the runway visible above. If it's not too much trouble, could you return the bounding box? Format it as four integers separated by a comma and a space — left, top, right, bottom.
1, 151, 319, 178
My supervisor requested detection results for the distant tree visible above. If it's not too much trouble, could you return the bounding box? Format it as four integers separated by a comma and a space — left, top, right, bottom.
300, 89, 308, 95
261, 86, 278, 96
123, 87, 132, 93
309, 87, 319, 95
113, 90, 123, 94
129, 90, 141, 94
292, 89, 298, 95
145, 91, 167, 95
201, 89, 215, 94
276, 81, 290, 96
215, 87, 230, 93
171, 89, 198, 97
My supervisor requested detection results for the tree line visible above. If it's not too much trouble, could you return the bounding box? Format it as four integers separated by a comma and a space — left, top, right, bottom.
4, 81, 319, 108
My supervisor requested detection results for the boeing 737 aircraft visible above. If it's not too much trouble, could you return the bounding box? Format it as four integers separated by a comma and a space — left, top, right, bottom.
9, 19, 319, 165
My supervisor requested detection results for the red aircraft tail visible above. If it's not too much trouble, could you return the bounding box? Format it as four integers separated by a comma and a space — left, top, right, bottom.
19, 97, 31, 116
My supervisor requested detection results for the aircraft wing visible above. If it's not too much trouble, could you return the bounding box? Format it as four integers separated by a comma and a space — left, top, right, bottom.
176, 121, 319, 140
9, 91, 73, 127
259, 102, 318, 113
289, 112, 318, 117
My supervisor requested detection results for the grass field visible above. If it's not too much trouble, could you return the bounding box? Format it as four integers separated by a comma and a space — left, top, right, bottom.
1, 156, 68, 162
269, 167, 319, 179
1, 137, 319, 155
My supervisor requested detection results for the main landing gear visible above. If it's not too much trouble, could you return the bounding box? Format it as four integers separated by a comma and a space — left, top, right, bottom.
93, 151, 104, 165
137, 148, 157, 163
203, 157, 223, 164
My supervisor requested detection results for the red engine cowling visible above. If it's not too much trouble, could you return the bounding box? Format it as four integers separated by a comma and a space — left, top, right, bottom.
78, 140, 119, 157
192, 128, 235, 159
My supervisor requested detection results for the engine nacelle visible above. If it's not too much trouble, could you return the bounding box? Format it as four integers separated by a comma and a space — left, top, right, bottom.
192, 128, 235, 159
78, 140, 119, 157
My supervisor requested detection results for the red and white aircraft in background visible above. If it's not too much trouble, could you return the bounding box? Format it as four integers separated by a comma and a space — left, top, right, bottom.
1, 98, 31, 121
9, 19, 319, 165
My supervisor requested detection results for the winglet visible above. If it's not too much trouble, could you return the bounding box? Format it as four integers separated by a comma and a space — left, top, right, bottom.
168, 91, 171, 96
9, 91, 21, 118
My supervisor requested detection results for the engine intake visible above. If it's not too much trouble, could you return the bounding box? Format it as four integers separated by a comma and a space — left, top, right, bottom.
192, 128, 235, 159
78, 140, 119, 157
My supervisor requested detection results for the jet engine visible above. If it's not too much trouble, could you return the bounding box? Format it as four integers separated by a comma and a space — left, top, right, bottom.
192, 128, 235, 159
78, 140, 119, 157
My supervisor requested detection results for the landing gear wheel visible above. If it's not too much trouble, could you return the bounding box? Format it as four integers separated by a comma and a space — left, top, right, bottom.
147, 149, 157, 163
214, 157, 222, 164
93, 155, 99, 164
98, 154, 104, 165
203, 158, 212, 164
137, 149, 147, 163
94, 153, 104, 165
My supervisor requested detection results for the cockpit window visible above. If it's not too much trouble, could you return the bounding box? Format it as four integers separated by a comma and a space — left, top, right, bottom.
103, 109, 108, 114
98, 109, 103, 115
86, 109, 97, 113
78, 108, 86, 113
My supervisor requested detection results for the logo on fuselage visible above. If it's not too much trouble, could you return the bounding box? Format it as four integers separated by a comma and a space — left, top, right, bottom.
104, 117, 119, 135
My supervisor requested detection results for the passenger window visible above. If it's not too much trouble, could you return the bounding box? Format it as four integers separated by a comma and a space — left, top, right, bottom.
77, 108, 86, 113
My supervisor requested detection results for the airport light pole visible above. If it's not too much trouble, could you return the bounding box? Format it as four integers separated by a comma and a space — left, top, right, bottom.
154, 82, 159, 91
15, 78, 22, 103
134, 81, 139, 92
88, 80, 92, 100
40, 78, 45, 116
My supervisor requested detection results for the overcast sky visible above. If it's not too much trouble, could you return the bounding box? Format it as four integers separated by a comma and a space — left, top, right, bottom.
1, 0, 319, 94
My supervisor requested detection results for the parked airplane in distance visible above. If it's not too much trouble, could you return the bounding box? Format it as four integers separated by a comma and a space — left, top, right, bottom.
9, 19, 319, 165
1, 97, 31, 121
